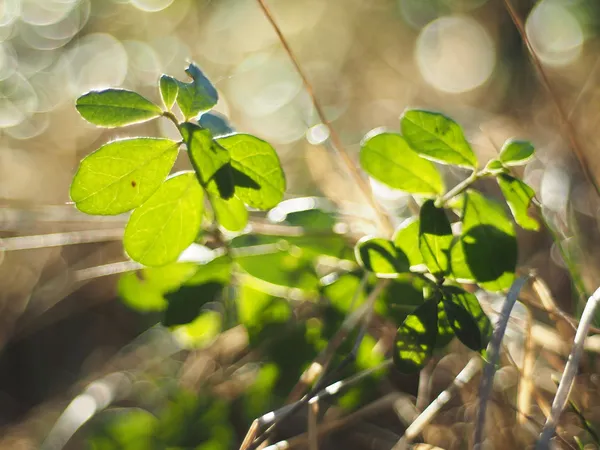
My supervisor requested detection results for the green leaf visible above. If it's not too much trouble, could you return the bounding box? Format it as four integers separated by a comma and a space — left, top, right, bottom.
401, 109, 477, 168
499, 139, 534, 166
175, 63, 218, 119
118, 262, 198, 312
216, 134, 286, 209
164, 282, 223, 327
208, 192, 248, 232
436, 300, 455, 349
322, 272, 367, 314
393, 217, 424, 269
76, 89, 162, 128
180, 122, 230, 184
124, 172, 204, 267
199, 111, 235, 138
441, 285, 492, 352
159, 74, 179, 110
450, 190, 517, 291
355, 237, 410, 277
393, 298, 438, 373
70, 138, 179, 215
376, 275, 429, 325
360, 132, 444, 195
419, 200, 453, 278
497, 174, 539, 231
484, 159, 505, 174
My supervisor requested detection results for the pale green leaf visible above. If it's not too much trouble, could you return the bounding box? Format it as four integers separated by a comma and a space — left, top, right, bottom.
124, 172, 204, 267
208, 192, 248, 232
175, 63, 218, 119
180, 122, 230, 184
355, 237, 410, 277
499, 139, 534, 166
216, 134, 285, 209
497, 174, 539, 231
360, 132, 444, 195
401, 109, 477, 168
70, 138, 179, 215
393, 217, 424, 269
159, 75, 179, 110
76, 89, 162, 127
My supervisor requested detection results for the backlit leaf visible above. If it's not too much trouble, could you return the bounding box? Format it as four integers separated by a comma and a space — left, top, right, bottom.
419, 200, 453, 278
216, 134, 285, 209
393, 217, 424, 269
175, 63, 218, 119
70, 138, 179, 215
360, 132, 444, 195
180, 122, 230, 184
76, 89, 162, 127
450, 190, 517, 291
499, 139, 534, 166
441, 285, 492, 352
401, 109, 477, 168
497, 174, 539, 231
355, 237, 410, 277
208, 192, 248, 232
124, 172, 204, 267
393, 298, 438, 373
159, 75, 179, 110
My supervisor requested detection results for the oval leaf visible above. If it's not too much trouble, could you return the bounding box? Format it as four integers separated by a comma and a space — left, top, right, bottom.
450, 190, 517, 291
360, 132, 444, 195
499, 139, 534, 166
216, 134, 286, 209
401, 109, 477, 168
497, 174, 539, 231
355, 237, 410, 277
76, 89, 162, 128
159, 74, 179, 110
208, 192, 249, 232
176, 63, 218, 119
393, 217, 424, 269
394, 298, 438, 373
419, 200, 453, 278
441, 285, 492, 352
181, 122, 230, 184
199, 111, 235, 138
124, 172, 204, 267
70, 138, 179, 215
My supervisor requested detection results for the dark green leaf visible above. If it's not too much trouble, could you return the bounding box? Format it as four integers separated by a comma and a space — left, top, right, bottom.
393, 217, 424, 269
497, 174, 539, 231
419, 200, 453, 277
355, 237, 410, 277
70, 138, 179, 215
124, 172, 204, 267
450, 190, 517, 291
360, 132, 444, 195
159, 74, 179, 110
76, 89, 162, 127
499, 139, 534, 166
216, 134, 286, 209
175, 63, 218, 119
180, 122, 230, 184
393, 298, 438, 373
376, 275, 428, 325
441, 285, 492, 351
401, 109, 477, 168
163, 282, 223, 326
436, 300, 455, 349
199, 112, 235, 138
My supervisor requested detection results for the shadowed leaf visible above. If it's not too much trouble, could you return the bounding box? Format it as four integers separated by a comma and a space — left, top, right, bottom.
394, 298, 438, 373
419, 200, 453, 278
355, 237, 410, 277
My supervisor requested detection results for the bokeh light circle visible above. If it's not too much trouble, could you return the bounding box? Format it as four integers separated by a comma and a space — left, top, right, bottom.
525, 0, 584, 67
130, 0, 174, 13
415, 15, 496, 94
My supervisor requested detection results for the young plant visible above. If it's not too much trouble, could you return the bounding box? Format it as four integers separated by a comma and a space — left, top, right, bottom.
356, 110, 538, 371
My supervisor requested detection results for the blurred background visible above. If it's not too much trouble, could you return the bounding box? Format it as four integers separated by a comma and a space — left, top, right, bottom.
1, 0, 600, 448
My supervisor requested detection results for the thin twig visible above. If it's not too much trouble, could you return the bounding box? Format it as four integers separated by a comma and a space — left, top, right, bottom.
502, 0, 600, 195
474, 276, 530, 449
536, 286, 600, 449
308, 398, 319, 450
517, 302, 535, 425
255, 0, 392, 235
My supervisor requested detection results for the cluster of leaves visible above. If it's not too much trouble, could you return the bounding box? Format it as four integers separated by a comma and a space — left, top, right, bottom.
70, 62, 286, 267
356, 109, 538, 371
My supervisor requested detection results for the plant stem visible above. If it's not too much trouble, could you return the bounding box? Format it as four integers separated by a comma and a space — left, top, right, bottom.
436, 169, 486, 208
162, 110, 181, 131
255, 0, 393, 236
